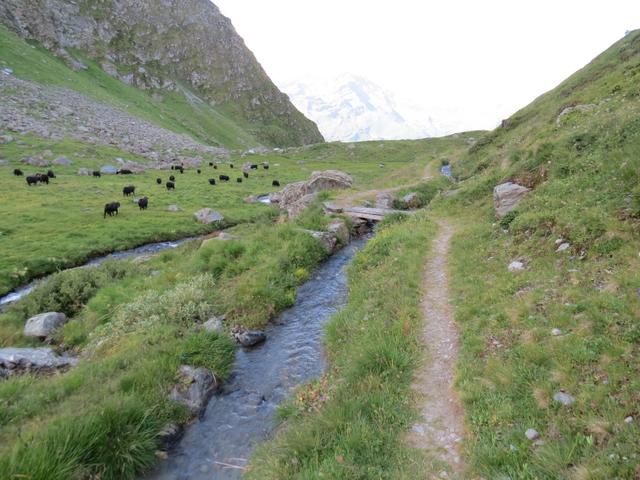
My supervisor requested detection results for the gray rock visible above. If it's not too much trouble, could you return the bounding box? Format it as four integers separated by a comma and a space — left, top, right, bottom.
169, 365, 218, 415
53, 155, 72, 165
167, 204, 182, 212
556, 243, 571, 253
0, 134, 14, 144
24, 312, 68, 338
0, 347, 77, 371
306, 230, 338, 254
403, 192, 421, 208
234, 330, 266, 347
553, 391, 576, 406
525, 428, 540, 440
375, 192, 394, 209
100, 165, 119, 175
551, 328, 562, 336
0, 160, 7, 166
202, 316, 224, 332
76, 167, 92, 176
21, 156, 49, 167
327, 219, 350, 245
493, 182, 531, 218
624, 416, 633, 424
194, 208, 224, 224
508, 261, 525, 272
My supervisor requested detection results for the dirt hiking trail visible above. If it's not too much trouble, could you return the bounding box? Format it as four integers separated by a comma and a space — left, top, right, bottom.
408, 219, 466, 479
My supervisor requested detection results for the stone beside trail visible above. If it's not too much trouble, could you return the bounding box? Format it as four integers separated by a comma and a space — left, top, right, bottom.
408, 220, 466, 475
493, 182, 531, 218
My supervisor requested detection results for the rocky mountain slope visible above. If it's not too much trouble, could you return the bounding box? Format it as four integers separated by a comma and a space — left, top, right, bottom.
0, 0, 323, 148
282, 74, 446, 141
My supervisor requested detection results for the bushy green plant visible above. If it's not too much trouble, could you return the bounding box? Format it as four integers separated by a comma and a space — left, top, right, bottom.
89, 274, 215, 350
11, 261, 137, 320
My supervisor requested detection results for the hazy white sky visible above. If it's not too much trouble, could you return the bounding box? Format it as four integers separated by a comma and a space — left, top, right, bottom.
214, 0, 639, 130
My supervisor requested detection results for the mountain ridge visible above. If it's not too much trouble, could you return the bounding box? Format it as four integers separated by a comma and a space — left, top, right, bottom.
0, 0, 323, 148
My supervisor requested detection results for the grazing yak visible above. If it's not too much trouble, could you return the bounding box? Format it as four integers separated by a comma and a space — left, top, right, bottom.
250, 164, 258, 170
213, 164, 217, 170
229, 163, 234, 168
197, 169, 201, 174
178, 166, 184, 174
36, 173, 49, 184
156, 177, 162, 184
26, 175, 39, 186
272, 180, 280, 187
219, 175, 230, 182
236, 177, 243, 183
13, 169, 23, 176
208, 178, 216, 185
208, 162, 213, 167
166, 181, 175, 190
263, 164, 269, 170
138, 197, 148, 210
92, 170, 101, 177
118, 169, 133, 175
169, 175, 175, 181
123, 185, 135, 197
243, 172, 249, 179
103, 202, 120, 218
47, 170, 56, 178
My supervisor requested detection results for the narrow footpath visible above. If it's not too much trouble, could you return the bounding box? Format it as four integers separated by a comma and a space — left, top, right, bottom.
408, 220, 466, 478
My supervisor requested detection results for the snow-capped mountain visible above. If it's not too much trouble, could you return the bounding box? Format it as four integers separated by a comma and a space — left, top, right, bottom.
281, 74, 447, 142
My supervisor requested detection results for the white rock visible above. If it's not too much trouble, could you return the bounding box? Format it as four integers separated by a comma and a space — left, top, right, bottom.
551, 328, 562, 336
553, 391, 576, 406
525, 428, 540, 440
167, 204, 182, 212
624, 416, 633, 424
556, 243, 571, 253
194, 208, 224, 225
508, 261, 525, 272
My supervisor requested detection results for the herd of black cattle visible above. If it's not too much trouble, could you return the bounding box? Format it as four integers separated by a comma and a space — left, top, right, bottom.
12, 162, 281, 219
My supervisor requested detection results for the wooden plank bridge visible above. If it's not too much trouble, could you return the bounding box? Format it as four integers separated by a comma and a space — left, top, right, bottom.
324, 203, 408, 221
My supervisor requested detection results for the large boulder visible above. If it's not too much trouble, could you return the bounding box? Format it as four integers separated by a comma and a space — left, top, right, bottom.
194, 208, 224, 224
0, 347, 77, 373
77, 167, 92, 176
493, 182, 531, 218
277, 170, 353, 217
24, 312, 67, 338
169, 365, 218, 415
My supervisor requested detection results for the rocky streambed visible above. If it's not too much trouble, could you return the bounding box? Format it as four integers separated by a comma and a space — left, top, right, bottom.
147, 235, 370, 480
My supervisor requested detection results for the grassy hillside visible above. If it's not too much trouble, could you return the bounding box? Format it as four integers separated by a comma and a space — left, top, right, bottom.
0, 25, 258, 150
427, 30, 640, 479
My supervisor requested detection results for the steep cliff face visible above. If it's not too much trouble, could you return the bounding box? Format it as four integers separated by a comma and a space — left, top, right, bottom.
0, 0, 323, 147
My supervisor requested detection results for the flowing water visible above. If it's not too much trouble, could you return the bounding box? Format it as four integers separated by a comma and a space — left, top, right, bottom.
0, 237, 198, 309
147, 236, 369, 480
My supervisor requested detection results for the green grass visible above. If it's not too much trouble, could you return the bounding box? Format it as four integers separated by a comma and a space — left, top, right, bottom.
247, 212, 438, 479
0, 134, 471, 296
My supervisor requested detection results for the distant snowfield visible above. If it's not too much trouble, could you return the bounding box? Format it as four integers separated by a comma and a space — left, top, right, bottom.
280, 74, 493, 142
